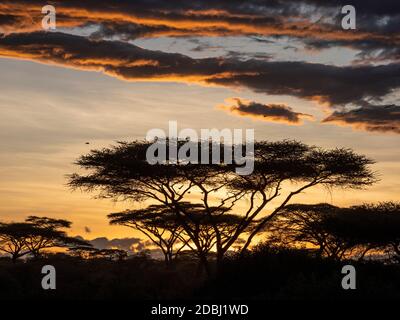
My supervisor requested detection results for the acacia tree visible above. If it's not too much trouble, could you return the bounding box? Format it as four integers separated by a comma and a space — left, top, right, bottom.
264, 204, 354, 259
109, 205, 188, 265
266, 202, 400, 262
0, 216, 90, 261
183, 206, 249, 258
109, 203, 247, 268
322, 202, 400, 262
22, 216, 82, 257
0, 223, 33, 262
68, 140, 375, 269
24, 216, 90, 258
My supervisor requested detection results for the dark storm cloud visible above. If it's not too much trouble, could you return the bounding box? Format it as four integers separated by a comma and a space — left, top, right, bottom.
89, 22, 187, 41
218, 98, 314, 124
0, 32, 399, 108
0, 0, 398, 61
208, 61, 400, 106
323, 105, 400, 134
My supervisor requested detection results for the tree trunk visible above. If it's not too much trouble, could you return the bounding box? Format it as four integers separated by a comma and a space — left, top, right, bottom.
196, 252, 211, 278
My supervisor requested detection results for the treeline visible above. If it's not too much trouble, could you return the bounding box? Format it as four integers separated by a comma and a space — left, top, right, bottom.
106, 201, 400, 266
1, 139, 399, 299
1, 201, 399, 266
0, 217, 135, 262
2, 140, 400, 271
1, 241, 400, 300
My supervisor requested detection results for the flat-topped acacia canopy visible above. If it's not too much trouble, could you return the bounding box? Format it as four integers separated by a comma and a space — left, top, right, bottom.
68, 139, 376, 272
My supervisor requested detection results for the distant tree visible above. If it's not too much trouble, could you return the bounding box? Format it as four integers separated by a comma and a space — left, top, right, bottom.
69, 140, 376, 271
265, 204, 353, 259
68, 246, 98, 259
266, 202, 400, 262
0, 216, 91, 261
323, 202, 400, 262
93, 248, 128, 261
68, 246, 128, 261
23, 216, 90, 258
0, 223, 33, 262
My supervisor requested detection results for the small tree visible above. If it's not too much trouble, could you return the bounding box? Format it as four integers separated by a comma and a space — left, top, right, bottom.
109, 205, 188, 265
93, 248, 128, 261
69, 247, 128, 261
109, 203, 246, 269
68, 246, 99, 259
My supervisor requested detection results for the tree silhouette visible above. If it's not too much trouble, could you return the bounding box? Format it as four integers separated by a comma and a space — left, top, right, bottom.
69, 246, 128, 261
68, 140, 376, 270
23, 216, 89, 258
109, 202, 247, 271
265, 202, 400, 262
265, 203, 352, 259
0, 216, 91, 261
322, 202, 400, 262
109, 205, 188, 265
0, 223, 33, 262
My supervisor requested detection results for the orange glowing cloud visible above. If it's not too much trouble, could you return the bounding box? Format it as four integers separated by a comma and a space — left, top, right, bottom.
323, 105, 400, 134
0, 0, 397, 50
0, 32, 399, 115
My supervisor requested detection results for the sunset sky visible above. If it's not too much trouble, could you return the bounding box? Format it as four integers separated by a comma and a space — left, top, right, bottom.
0, 0, 399, 241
